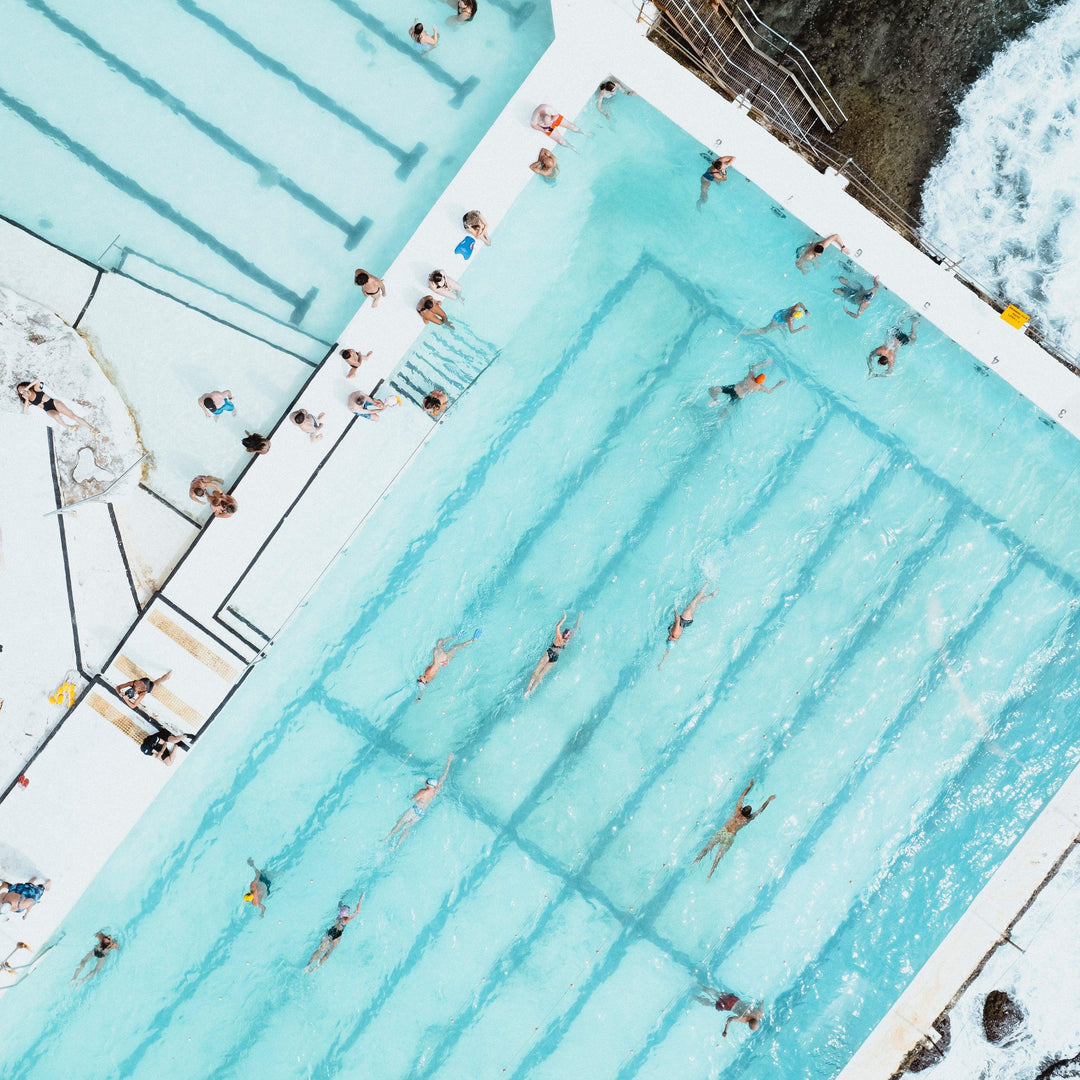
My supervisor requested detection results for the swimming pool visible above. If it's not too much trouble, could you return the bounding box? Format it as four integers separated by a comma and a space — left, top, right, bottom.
0, 0, 552, 344
4, 95, 1080, 1079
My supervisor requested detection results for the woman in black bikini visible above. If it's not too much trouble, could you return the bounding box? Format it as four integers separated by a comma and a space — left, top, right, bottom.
16, 380, 94, 430
659, 585, 716, 668
115, 670, 172, 710
524, 611, 582, 697
305, 894, 363, 971
71, 932, 120, 983
353, 268, 386, 307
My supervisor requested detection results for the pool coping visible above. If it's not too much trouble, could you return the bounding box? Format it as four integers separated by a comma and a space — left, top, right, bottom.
1, 2, 1079, 1075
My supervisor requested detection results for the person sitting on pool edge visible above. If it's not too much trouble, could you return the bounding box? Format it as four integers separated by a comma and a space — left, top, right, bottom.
140, 729, 192, 766
417, 295, 454, 329
659, 585, 716, 668
305, 893, 364, 971
595, 78, 636, 119
385, 755, 454, 847
707, 360, 787, 406
868, 314, 920, 377
530, 147, 559, 182
698, 154, 736, 208
428, 270, 463, 302
530, 104, 592, 149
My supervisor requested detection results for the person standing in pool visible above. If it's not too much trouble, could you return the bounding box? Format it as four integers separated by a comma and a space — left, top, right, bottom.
70, 932, 120, 984
659, 586, 716, 668
741, 303, 809, 336
530, 147, 559, 181
595, 79, 636, 118
385, 755, 454, 847
197, 390, 235, 419
243, 857, 271, 917
868, 314, 920, 377
354, 268, 387, 307
305, 894, 364, 971
115, 670, 172, 710
707, 360, 787, 408
795, 232, 848, 273
697, 154, 736, 208
693, 779, 775, 879
525, 611, 582, 697
694, 987, 765, 1036
834, 274, 880, 319
408, 22, 438, 51
416, 633, 477, 699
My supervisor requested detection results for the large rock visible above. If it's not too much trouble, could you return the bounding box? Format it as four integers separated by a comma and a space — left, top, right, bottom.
1035, 1051, 1080, 1080
982, 989, 1026, 1043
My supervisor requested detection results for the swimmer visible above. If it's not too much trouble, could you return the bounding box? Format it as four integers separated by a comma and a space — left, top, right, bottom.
0, 878, 50, 918
795, 233, 848, 273
71, 932, 120, 983
305, 893, 364, 971
385, 755, 454, 847
741, 303, 809, 336
415, 634, 476, 699
243, 857, 271, 917
595, 79, 636, 119
428, 270, 463, 301
707, 359, 787, 407
16, 380, 94, 430
198, 390, 235, 418
353, 268, 387, 307
115, 670, 172, 710
423, 389, 450, 418
341, 347, 372, 378
698, 155, 736, 208
524, 611, 582, 697
868, 314, 920, 378
417, 295, 454, 328
530, 147, 559, 181
451, 0, 477, 22
693, 987, 764, 1036
659, 586, 715, 668
347, 391, 389, 420
834, 274, 880, 319
693, 779, 775, 879
408, 22, 438, 51
530, 104, 592, 149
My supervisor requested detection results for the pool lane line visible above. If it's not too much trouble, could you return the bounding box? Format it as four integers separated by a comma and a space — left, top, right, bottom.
137, 481, 205, 527
155, 594, 252, 666
20, 0, 373, 251
0, 87, 317, 325
71, 267, 102, 330
172, 0, 427, 176
222, 605, 271, 642
114, 247, 331, 360
107, 501, 142, 613
319, 0, 481, 108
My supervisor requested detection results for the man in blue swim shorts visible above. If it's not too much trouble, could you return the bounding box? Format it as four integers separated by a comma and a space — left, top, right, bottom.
198, 390, 235, 418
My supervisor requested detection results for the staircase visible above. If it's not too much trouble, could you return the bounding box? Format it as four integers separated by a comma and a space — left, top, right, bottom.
388, 323, 499, 414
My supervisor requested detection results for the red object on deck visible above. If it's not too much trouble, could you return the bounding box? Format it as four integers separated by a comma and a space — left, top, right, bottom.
15, 774, 28, 788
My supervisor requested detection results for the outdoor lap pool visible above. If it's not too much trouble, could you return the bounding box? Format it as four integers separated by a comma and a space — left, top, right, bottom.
3, 95, 1080, 1079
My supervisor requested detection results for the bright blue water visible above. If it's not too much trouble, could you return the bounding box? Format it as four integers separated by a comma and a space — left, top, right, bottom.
4, 97, 1080, 1079
0, 0, 552, 343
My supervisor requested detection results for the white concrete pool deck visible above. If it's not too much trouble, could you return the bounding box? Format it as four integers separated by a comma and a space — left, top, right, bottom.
1, 0, 1078, 1074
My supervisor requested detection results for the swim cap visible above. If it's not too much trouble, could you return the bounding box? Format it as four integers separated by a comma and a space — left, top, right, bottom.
243, 893, 254, 902
754, 373, 766, 383
338, 904, 351, 919
792, 309, 804, 318
425, 777, 439, 788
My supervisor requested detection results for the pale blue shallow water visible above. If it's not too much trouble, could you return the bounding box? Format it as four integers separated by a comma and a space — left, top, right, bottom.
0, 0, 552, 341
4, 97, 1080, 1079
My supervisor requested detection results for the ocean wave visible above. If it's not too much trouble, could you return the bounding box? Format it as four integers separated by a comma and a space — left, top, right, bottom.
921, 0, 1080, 357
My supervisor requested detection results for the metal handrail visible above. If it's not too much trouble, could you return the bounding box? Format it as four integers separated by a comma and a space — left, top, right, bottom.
728, 0, 846, 129
655, 0, 822, 140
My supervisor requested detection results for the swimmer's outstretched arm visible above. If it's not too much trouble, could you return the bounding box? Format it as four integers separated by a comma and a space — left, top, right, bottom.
749, 359, 772, 374
432, 753, 454, 792
750, 794, 776, 820
762, 379, 787, 394
736, 779, 753, 810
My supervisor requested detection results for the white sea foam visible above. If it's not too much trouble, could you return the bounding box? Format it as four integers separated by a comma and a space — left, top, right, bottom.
921, 0, 1080, 357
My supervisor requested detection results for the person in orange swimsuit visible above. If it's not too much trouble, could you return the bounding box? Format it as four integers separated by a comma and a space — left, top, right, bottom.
530, 104, 591, 149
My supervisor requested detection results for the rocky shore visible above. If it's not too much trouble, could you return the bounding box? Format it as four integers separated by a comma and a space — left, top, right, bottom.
746, 0, 1066, 218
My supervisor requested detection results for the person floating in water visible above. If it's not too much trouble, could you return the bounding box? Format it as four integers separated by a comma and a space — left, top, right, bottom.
525, 611, 582, 697
693, 779, 775, 878
834, 274, 880, 319
694, 986, 764, 1036
305, 894, 364, 972
243, 857, 271, 917
868, 314, 920, 377
416, 632, 478, 699
698, 155, 736, 208
385, 755, 454, 847
795, 233, 848, 273
707, 360, 787, 409
741, 304, 809, 336
70, 932, 120, 984
659, 586, 716, 668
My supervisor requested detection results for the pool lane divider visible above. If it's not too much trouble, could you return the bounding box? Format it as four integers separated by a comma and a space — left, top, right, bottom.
172, 0, 428, 175
21, 0, 373, 250
0, 87, 317, 325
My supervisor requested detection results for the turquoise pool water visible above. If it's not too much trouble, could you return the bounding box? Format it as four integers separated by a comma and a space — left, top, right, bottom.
0, 0, 552, 343
5, 97, 1080, 1078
